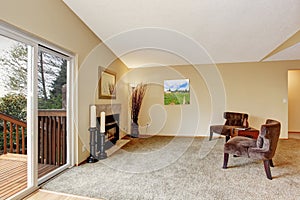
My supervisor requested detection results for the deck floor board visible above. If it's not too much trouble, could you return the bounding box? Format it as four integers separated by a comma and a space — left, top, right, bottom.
0, 153, 58, 199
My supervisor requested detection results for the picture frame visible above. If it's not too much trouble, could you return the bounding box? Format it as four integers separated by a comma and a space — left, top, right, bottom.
99, 68, 116, 99
164, 79, 190, 105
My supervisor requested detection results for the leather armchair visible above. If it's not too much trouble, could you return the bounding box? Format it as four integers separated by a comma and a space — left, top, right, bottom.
209, 112, 249, 141
222, 119, 281, 180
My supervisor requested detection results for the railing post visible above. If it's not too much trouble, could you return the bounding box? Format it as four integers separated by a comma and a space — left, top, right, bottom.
0, 112, 27, 155
62, 116, 66, 165
43, 116, 48, 163
37, 110, 67, 166
0, 110, 67, 163
51, 116, 56, 165
3, 120, 7, 154
57, 117, 61, 165
22, 127, 25, 154
16, 125, 19, 154
10, 122, 13, 153
48, 116, 52, 164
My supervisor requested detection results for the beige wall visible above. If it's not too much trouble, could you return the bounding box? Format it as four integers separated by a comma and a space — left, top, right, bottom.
0, 0, 129, 164
78, 44, 129, 163
124, 66, 212, 136
0, 0, 100, 66
288, 70, 300, 132
134, 61, 300, 139
218, 61, 300, 138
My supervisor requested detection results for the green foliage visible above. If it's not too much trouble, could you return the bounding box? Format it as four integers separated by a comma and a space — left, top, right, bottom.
38, 59, 66, 109
50, 60, 67, 97
0, 93, 27, 121
0, 42, 67, 110
37, 51, 67, 109
38, 94, 63, 109
0, 93, 27, 153
38, 59, 67, 109
164, 92, 190, 105
0, 43, 28, 94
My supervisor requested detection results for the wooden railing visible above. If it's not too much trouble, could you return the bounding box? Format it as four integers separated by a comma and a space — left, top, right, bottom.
38, 110, 67, 166
0, 110, 67, 167
0, 112, 27, 154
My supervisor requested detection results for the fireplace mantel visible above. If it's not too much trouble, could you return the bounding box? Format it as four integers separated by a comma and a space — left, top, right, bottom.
95, 104, 121, 116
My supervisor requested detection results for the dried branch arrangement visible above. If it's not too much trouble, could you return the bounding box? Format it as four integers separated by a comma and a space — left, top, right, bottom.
131, 83, 147, 124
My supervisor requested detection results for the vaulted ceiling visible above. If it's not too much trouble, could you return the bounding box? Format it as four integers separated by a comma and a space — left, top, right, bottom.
63, 0, 300, 68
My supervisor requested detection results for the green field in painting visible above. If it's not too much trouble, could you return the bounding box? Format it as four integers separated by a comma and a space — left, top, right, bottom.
164, 92, 190, 105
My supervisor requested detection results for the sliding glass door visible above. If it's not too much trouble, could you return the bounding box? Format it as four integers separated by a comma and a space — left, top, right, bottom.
0, 34, 32, 199
0, 22, 74, 199
37, 46, 71, 183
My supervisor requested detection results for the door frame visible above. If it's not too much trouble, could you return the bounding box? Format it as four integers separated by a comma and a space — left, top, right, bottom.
37, 45, 76, 184
0, 21, 76, 199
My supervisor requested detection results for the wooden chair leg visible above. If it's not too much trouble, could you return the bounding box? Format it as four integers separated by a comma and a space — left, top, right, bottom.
263, 160, 272, 180
269, 159, 274, 167
225, 135, 230, 142
209, 131, 213, 141
223, 153, 229, 169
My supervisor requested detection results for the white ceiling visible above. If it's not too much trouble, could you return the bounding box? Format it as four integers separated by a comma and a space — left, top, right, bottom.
63, 0, 300, 68
265, 42, 300, 62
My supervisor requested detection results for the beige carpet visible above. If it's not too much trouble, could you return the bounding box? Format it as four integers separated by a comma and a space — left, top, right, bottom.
106, 139, 130, 157
42, 135, 300, 200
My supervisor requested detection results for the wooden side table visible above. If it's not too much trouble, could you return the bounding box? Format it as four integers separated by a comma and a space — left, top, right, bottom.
234, 128, 259, 139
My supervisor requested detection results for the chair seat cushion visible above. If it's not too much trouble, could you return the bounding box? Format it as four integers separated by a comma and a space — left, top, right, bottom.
210, 125, 229, 135
210, 125, 241, 136
224, 136, 256, 157
248, 147, 272, 160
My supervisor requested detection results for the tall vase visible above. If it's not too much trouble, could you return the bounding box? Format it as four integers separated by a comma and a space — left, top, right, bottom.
131, 121, 139, 138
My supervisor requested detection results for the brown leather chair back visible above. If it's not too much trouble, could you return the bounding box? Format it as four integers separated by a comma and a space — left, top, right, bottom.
256, 119, 281, 159
224, 112, 248, 127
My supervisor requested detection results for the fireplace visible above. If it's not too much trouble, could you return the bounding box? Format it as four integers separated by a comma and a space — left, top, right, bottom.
96, 114, 119, 150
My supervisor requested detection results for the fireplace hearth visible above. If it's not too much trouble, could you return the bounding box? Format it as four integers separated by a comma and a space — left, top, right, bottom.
96, 114, 119, 150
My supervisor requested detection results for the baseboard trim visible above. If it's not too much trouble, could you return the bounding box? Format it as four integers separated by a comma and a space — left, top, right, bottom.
288, 131, 300, 134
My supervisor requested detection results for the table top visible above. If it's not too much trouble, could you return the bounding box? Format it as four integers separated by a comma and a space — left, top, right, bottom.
234, 127, 258, 132
232, 127, 259, 138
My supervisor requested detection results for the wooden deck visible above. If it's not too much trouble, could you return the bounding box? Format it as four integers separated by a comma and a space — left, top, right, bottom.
0, 154, 58, 199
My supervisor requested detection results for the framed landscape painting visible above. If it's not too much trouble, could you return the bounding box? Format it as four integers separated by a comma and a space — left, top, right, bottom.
164, 79, 190, 105
99, 68, 116, 99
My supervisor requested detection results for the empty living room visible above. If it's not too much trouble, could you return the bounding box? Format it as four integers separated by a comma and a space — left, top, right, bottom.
0, 0, 300, 199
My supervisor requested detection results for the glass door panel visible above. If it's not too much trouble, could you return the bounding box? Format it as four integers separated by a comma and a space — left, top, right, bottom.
0, 35, 30, 199
1, 24, 73, 199
37, 47, 69, 181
